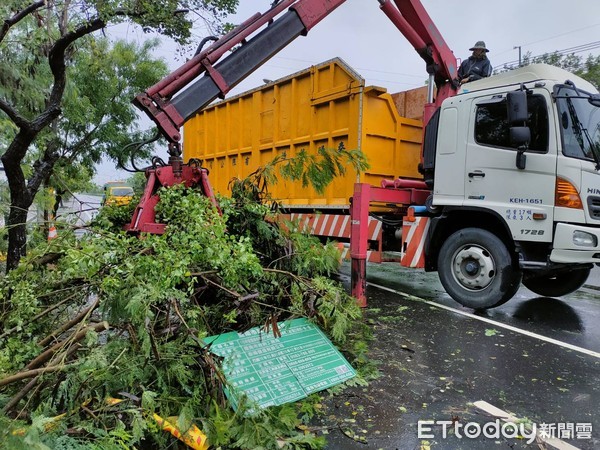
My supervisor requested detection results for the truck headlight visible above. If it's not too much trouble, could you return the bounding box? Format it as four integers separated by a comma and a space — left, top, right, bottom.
573, 231, 598, 247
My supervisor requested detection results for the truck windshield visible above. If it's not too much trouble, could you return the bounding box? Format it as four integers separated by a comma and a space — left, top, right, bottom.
555, 85, 600, 168
111, 187, 134, 196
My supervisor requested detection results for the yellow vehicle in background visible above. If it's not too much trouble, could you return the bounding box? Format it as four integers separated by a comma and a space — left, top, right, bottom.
102, 182, 134, 207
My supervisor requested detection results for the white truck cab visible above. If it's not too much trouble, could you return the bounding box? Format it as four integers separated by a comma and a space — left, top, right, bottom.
425, 64, 600, 309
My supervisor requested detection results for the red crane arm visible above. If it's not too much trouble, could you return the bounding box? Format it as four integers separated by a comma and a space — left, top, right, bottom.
134, 0, 348, 146
134, 0, 457, 145
378, 0, 458, 126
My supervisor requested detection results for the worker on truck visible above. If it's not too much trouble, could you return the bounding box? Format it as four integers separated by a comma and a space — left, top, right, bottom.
457, 40, 492, 84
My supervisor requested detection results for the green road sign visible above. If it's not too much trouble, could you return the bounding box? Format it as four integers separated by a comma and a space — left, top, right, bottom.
204, 318, 356, 411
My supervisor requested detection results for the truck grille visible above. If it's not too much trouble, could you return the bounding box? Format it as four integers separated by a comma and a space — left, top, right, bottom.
588, 196, 600, 220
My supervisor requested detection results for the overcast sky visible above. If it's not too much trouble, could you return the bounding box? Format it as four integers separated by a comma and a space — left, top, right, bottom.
95, 0, 600, 185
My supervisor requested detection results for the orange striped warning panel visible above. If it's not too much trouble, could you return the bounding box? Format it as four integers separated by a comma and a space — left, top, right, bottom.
400, 216, 429, 268
48, 225, 58, 241
287, 213, 384, 263
288, 213, 382, 242
337, 244, 383, 263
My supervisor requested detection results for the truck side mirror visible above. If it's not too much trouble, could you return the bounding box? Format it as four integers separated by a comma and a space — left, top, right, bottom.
507, 91, 528, 124
507, 91, 530, 170
509, 126, 530, 147
510, 127, 530, 170
589, 94, 600, 107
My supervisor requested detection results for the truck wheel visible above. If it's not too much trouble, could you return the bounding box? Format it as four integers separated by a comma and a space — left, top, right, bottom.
522, 268, 590, 297
437, 228, 522, 309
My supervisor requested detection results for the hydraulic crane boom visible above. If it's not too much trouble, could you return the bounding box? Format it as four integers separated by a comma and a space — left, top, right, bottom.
134, 0, 457, 152
378, 0, 457, 125
134, 0, 348, 153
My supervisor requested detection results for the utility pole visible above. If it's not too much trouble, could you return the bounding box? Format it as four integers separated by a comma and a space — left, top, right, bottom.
514, 45, 522, 67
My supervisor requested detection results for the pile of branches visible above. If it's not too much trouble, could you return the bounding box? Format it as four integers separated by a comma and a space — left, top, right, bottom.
0, 175, 363, 449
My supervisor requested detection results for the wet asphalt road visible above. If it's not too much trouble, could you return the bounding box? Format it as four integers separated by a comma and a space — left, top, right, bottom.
316, 264, 600, 450
364, 265, 600, 356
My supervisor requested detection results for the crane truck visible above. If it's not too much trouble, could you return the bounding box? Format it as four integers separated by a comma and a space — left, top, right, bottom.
128, 0, 600, 310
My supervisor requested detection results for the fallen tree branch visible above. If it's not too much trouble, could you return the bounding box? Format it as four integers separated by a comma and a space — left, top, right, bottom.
3, 341, 84, 414
1, 376, 40, 414
145, 318, 161, 362
171, 299, 190, 332
26, 321, 109, 370
0, 364, 78, 388
39, 297, 100, 347
0, 293, 78, 340
263, 267, 311, 286
199, 275, 242, 298
32, 252, 63, 267
37, 281, 91, 299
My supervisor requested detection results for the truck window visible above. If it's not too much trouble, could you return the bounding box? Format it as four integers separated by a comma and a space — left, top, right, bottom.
555, 85, 600, 162
111, 187, 134, 196
475, 95, 548, 152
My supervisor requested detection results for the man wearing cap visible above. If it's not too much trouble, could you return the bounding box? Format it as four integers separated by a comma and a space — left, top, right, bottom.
457, 41, 492, 84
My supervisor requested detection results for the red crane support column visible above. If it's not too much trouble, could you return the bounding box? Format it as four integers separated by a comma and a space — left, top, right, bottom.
350, 183, 371, 307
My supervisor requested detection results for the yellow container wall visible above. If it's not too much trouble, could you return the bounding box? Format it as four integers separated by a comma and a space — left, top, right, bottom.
183, 58, 424, 207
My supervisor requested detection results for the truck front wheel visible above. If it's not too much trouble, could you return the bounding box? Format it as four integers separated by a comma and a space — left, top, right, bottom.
522, 268, 590, 297
438, 228, 522, 309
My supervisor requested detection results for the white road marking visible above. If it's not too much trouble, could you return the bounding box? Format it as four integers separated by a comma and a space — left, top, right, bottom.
473, 400, 580, 450
367, 282, 600, 360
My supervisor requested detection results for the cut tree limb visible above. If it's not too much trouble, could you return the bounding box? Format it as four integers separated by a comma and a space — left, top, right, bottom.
39, 297, 100, 347
0, 364, 78, 388
26, 321, 109, 370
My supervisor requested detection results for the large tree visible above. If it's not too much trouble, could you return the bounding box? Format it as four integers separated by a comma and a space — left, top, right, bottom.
43, 38, 169, 223
0, 0, 238, 272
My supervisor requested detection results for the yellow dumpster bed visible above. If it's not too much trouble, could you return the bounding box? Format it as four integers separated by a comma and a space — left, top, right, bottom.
183, 58, 425, 208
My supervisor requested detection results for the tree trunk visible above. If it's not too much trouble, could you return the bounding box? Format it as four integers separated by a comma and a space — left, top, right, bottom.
42, 175, 53, 238
1, 128, 60, 274
2, 131, 36, 274
5, 196, 31, 273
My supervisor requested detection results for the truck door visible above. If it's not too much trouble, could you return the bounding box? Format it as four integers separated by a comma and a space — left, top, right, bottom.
464, 92, 555, 242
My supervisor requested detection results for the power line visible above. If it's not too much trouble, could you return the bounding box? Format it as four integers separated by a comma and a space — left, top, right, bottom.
494, 40, 600, 70
519, 23, 600, 49
494, 22, 600, 57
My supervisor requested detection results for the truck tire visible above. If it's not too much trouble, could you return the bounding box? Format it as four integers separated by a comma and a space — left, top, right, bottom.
437, 228, 522, 309
522, 268, 590, 297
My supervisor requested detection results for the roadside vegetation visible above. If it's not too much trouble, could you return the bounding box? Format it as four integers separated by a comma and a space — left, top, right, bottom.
0, 151, 376, 449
